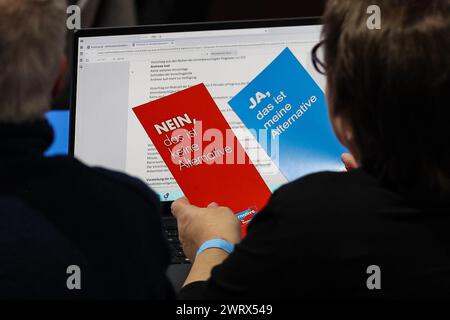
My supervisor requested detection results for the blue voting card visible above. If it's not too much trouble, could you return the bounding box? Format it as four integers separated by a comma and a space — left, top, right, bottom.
228, 47, 346, 181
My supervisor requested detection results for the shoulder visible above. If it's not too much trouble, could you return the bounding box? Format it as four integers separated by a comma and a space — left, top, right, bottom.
272, 169, 385, 210
58, 157, 161, 211
278, 169, 368, 193
91, 166, 160, 206
260, 169, 399, 231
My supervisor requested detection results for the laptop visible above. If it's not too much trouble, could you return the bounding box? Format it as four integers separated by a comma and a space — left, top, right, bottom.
70, 17, 328, 289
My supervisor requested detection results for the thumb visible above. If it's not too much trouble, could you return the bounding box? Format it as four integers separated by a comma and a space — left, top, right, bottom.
207, 202, 219, 208
171, 197, 192, 218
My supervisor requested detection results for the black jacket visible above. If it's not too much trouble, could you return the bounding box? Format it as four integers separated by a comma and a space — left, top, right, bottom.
0, 120, 174, 299
181, 169, 450, 299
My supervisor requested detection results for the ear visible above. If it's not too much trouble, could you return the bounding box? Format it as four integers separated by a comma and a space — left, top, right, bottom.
326, 84, 361, 164
331, 113, 354, 148
330, 112, 361, 163
52, 54, 68, 99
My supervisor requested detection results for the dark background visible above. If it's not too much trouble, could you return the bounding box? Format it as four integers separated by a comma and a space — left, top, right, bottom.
136, 1, 326, 24
56, 0, 326, 109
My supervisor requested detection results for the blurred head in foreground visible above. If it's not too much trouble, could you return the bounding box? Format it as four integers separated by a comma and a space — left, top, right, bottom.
316, 0, 450, 200
0, 0, 66, 124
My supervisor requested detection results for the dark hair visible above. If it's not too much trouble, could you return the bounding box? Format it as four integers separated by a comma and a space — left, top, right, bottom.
315, 0, 450, 201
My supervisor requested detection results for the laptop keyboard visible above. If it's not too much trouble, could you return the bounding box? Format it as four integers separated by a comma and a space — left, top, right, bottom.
163, 218, 190, 264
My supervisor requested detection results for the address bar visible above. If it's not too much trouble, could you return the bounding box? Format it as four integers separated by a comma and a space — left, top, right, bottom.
142, 28, 269, 40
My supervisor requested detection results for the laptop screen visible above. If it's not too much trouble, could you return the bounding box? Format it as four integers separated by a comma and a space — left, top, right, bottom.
73, 21, 339, 202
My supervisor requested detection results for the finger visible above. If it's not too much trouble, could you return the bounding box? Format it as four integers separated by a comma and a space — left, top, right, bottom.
341, 153, 358, 171
207, 202, 219, 208
171, 197, 201, 219
176, 196, 191, 205
171, 197, 191, 218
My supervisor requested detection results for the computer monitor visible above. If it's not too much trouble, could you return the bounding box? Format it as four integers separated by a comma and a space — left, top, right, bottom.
71, 18, 342, 202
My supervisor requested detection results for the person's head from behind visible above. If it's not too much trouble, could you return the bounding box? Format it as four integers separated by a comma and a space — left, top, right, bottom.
316, 0, 450, 200
0, 0, 67, 124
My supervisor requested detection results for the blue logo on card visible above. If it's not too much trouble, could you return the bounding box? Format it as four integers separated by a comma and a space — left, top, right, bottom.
229, 48, 346, 181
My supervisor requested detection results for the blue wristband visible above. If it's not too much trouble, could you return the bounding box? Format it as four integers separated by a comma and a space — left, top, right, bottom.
196, 239, 235, 257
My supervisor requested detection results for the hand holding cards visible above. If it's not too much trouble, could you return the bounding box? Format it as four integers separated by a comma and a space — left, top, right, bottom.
133, 84, 272, 234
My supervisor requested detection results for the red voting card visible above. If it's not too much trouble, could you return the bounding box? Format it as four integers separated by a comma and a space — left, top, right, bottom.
133, 84, 272, 234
